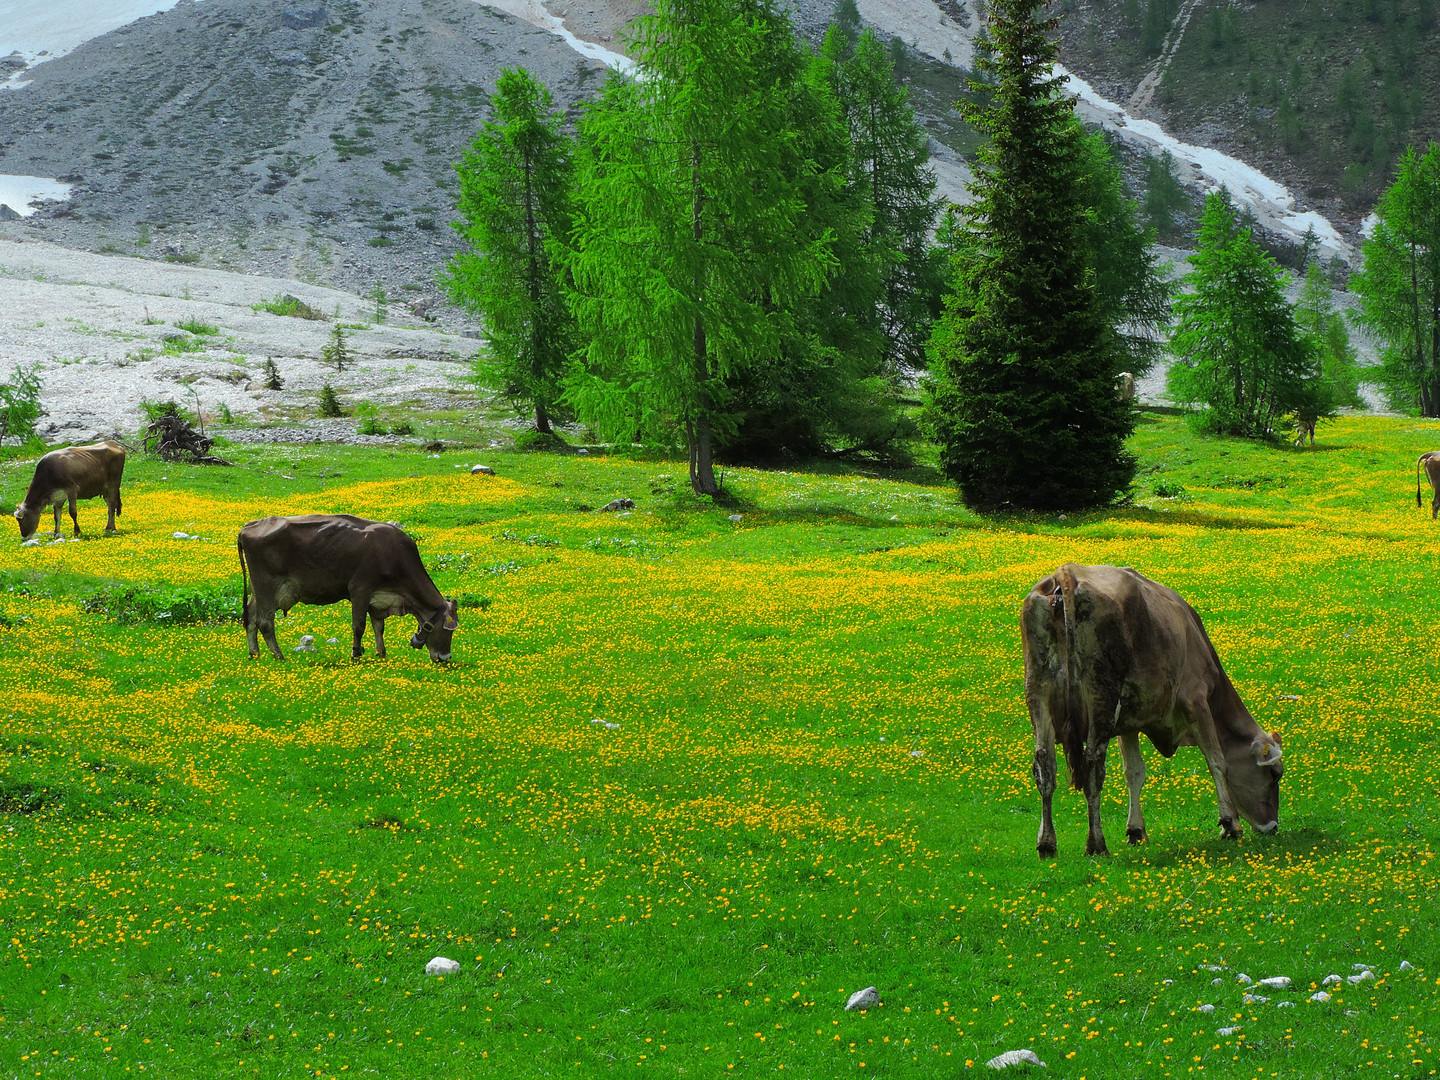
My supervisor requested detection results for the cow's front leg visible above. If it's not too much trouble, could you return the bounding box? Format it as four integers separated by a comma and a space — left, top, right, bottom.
104, 496, 118, 534
67, 493, 80, 537
350, 600, 368, 659
1120, 732, 1148, 844
1083, 738, 1110, 857
372, 614, 387, 658
1192, 705, 1242, 838
256, 610, 283, 659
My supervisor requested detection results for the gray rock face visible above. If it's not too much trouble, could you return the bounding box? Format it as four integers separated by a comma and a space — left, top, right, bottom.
281, 4, 328, 29
0, 205, 20, 221
844, 986, 878, 1011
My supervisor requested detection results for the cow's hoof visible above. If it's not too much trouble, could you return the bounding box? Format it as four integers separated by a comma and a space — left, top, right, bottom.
1220, 818, 1242, 840
1126, 828, 1148, 845
375, 650, 387, 659
1085, 841, 1111, 857
352, 651, 364, 660
1036, 842, 1057, 860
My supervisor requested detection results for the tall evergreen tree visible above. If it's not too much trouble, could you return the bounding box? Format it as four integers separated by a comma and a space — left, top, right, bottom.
1351, 143, 1440, 415
1075, 126, 1172, 379
445, 68, 575, 434
826, 27, 946, 372
830, 0, 861, 54
1295, 261, 1364, 409
1165, 191, 1317, 438
567, 0, 834, 494
927, 0, 1135, 510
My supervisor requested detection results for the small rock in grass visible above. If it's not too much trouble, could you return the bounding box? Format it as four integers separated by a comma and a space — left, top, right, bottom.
20, 538, 39, 547
1400, 961, 1415, 973
1276, 1001, 1295, 1008
470, 464, 495, 476
603, 722, 619, 731
172, 531, 192, 540
326, 637, 338, 645
1195, 1004, 1214, 1014
1345, 1010, 1360, 1018
728, 514, 743, 523
1347, 971, 1375, 985
909, 750, 924, 758
1321, 974, 1342, 987
1216, 1027, 1240, 1037
1162, 979, 1173, 986
1242, 994, 1268, 1005
1257, 977, 1290, 990
1211, 978, 1223, 987
1203, 964, 1225, 972
1310, 991, 1331, 1003
599, 498, 635, 512
425, 956, 460, 976
577, 447, 588, 454
985, 1049, 1045, 1069
294, 634, 316, 653
845, 987, 879, 1011
1236, 974, 1252, 985
1353, 963, 1373, 972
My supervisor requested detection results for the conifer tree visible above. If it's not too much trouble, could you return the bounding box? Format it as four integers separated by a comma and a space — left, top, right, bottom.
568, 0, 834, 494
927, 0, 1134, 510
446, 68, 575, 434
1351, 143, 1440, 414
1165, 191, 1317, 438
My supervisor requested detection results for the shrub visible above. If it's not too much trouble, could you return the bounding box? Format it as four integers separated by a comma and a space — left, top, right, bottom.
0, 363, 43, 448
175, 318, 219, 336
321, 325, 351, 370
263, 358, 283, 390
251, 295, 327, 320
318, 384, 344, 418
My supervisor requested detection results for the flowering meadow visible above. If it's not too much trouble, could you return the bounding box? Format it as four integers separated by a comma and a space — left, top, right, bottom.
0, 415, 1436, 1078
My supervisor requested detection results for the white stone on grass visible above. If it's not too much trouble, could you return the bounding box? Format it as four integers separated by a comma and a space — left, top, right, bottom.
1242, 994, 1268, 1005
1309, 991, 1331, 1003
20, 538, 39, 547
1236, 973, 1252, 985
471, 464, 495, 476
845, 987, 879, 1011
326, 637, 338, 645
985, 1049, 1045, 1070
1276, 1001, 1294, 1008
1347, 971, 1375, 985
294, 634, 315, 653
1353, 963, 1373, 971
1257, 977, 1290, 989
1211, 978, 1223, 987
1321, 974, 1342, 987
1195, 1004, 1214, 1014
1216, 1027, 1240, 1037
425, 956, 460, 976
1400, 961, 1415, 973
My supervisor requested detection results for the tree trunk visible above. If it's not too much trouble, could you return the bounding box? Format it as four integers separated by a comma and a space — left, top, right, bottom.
687, 137, 719, 497
534, 400, 553, 435
691, 412, 719, 495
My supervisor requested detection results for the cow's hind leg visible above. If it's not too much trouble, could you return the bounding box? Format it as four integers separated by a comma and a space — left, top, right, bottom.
1082, 738, 1111, 856
105, 490, 119, 533
351, 600, 368, 659
249, 604, 283, 659
67, 493, 80, 537
1032, 719, 1059, 859
372, 614, 387, 658
1431, 486, 1438, 521
1120, 732, 1148, 844
51, 501, 63, 539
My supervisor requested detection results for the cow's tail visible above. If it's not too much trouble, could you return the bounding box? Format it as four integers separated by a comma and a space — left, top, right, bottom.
237, 538, 250, 629
1419, 455, 1427, 509
1056, 564, 1088, 792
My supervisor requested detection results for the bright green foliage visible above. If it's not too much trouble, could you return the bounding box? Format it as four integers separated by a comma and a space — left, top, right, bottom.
927, 0, 1135, 510
446, 69, 576, 435
1295, 261, 1364, 410
1166, 192, 1318, 438
318, 383, 344, 418
1351, 143, 1440, 415
567, 0, 834, 494
1076, 127, 1173, 379
263, 357, 284, 391
826, 28, 946, 374
0, 363, 42, 448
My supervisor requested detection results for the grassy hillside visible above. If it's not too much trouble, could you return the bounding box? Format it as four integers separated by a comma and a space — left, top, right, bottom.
1059, 0, 1439, 217
0, 417, 1438, 1076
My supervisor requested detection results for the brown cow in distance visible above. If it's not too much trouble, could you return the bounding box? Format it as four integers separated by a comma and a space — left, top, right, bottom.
1021, 564, 1283, 858
14, 440, 126, 539
1417, 452, 1440, 519
237, 514, 459, 662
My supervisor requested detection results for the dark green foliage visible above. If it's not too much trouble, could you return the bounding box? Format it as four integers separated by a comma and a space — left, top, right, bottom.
926, 0, 1136, 510
264, 357, 284, 391
82, 585, 239, 625
318, 383, 344, 418
830, 0, 861, 53
1142, 149, 1190, 242
1075, 128, 1173, 379
1351, 143, 1440, 414
0, 362, 42, 448
567, 0, 833, 494
369, 284, 388, 325
446, 68, 576, 435
1165, 192, 1319, 438
1140, 0, 1177, 55
322, 324, 351, 370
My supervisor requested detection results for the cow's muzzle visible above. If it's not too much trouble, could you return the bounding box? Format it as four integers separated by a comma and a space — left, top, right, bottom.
1255, 820, 1278, 835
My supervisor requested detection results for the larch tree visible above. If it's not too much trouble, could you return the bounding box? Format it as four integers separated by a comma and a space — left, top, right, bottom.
1351, 143, 1440, 415
927, 0, 1135, 510
567, 0, 834, 495
445, 68, 575, 435
1165, 190, 1317, 438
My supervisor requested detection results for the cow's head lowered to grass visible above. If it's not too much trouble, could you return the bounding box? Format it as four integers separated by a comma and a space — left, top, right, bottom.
410, 599, 460, 664
1227, 731, 1284, 835
13, 502, 42, 539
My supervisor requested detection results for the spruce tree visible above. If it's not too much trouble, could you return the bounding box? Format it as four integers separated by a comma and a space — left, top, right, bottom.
318, 383, 344, 418
568, 0, 833, 494
927, 0, 1135, 510
446, 68, 575, 434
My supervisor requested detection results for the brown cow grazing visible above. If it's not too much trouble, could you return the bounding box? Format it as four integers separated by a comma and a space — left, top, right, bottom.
1417, 452, 1440, 519
14, 440, 126, 539
237, 514, 459, 663
1021, 564, 1283, 858
1115, 372, 1136, 402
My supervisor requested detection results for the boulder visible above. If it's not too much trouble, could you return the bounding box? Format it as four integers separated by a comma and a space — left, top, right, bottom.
0, 204, 21, 221
599, 498, 635, 512
844, 986, 878, 1011
985, 1049, 1045, 1069
281, 5, 328, 29
470, 464, 495, 476
425, 956, 460, 976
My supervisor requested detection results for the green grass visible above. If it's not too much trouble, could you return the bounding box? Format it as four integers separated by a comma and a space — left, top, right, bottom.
0, 415, 1437, 1077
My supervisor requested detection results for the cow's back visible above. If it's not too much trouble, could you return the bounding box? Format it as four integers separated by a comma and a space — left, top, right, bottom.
27, 440, 124, 501
238, 514, 413, 605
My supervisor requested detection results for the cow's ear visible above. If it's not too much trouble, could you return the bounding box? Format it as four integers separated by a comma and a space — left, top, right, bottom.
1252, 737, 1283, 767
443, 612, 459, 630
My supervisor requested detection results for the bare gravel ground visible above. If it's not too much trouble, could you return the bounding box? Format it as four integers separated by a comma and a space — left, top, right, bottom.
0, 235, 483, 446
